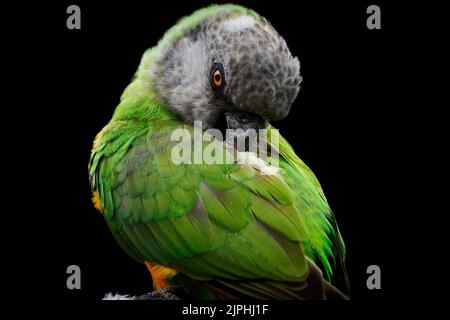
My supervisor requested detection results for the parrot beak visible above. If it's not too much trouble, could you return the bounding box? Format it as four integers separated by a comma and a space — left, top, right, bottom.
221, 111, 268, 152
224, 111, 268, 132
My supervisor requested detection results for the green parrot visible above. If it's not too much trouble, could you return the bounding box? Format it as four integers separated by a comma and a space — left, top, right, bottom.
89, 4, 348, 300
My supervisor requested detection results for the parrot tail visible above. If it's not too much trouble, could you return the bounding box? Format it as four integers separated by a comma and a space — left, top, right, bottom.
173, 259, 348, 300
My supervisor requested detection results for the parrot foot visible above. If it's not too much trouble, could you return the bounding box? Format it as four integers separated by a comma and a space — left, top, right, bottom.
134, 286, 182, 300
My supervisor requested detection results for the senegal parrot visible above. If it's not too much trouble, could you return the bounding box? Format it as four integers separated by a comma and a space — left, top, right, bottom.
89, 4, 348, 299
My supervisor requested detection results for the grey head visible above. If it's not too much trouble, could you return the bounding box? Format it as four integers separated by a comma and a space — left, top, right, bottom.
151, 9, 302, 130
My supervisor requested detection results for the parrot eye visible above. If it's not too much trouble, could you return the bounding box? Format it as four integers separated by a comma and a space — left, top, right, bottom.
213, 70, 222, 86
210, 63, 226, 97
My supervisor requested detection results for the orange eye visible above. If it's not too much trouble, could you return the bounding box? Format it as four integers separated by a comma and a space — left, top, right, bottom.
213, 69, 222, 87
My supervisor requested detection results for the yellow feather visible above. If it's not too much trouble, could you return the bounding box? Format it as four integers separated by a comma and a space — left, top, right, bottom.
91, 191, 102, 213
145, 261, 178, 290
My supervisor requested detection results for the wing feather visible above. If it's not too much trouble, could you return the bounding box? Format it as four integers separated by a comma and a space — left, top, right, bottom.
90, 119, 339, 284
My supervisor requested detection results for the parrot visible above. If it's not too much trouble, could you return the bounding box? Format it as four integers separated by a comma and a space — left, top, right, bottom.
89, 4, 348, 300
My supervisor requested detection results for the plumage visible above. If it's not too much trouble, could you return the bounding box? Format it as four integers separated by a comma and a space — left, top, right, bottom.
89, 4, 347, 299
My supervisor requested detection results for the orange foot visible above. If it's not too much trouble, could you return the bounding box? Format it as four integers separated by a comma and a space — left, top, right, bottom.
144, 261, 178, 290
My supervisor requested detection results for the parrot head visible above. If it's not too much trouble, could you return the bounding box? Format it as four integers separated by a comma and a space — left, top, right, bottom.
149, 6, 302, 132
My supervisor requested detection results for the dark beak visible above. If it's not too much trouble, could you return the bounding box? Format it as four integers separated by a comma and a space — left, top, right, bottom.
217, 111, 268, 152
224, 111, 268, 131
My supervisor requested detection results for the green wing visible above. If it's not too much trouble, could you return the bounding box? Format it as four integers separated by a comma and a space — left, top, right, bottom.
89, 115, 338, 283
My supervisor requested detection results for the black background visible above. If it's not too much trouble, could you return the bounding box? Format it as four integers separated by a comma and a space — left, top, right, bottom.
2, 0, 447, 301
